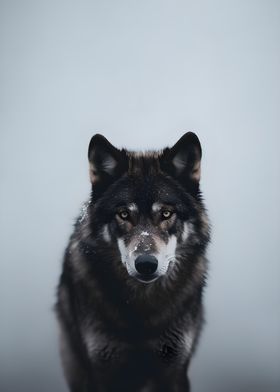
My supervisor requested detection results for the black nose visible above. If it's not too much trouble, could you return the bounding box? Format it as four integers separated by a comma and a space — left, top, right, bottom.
135, 255, 158, 275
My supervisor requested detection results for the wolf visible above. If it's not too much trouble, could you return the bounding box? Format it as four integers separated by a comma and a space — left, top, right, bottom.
55, 132, 210, 392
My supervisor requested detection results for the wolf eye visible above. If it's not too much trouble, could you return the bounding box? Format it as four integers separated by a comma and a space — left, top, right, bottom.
161, 210, 172, 219
118, 210, 129, 220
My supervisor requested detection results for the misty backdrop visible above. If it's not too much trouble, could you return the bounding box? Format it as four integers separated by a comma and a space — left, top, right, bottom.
1, 1, 279, 391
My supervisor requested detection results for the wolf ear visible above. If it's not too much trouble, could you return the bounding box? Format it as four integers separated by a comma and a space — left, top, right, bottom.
161, 132, 202, 186
88, 134, 127, 186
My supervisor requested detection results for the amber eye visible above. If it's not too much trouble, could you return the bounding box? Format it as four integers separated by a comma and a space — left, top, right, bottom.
161, 210, 172, 219
118, 210, 129, 220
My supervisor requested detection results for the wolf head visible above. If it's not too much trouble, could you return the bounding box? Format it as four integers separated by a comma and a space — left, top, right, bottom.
81, 133, 209, 285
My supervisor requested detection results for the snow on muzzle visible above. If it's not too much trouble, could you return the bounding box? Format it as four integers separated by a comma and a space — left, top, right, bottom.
117, 231, 177, 284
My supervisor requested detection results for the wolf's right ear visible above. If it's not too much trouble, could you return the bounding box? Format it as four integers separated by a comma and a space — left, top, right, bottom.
88, 134, 128, 186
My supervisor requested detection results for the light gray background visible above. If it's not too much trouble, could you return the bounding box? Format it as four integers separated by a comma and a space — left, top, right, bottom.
1, 1, 279, 391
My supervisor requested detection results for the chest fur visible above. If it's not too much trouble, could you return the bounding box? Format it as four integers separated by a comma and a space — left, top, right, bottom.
82, 325, 195, 365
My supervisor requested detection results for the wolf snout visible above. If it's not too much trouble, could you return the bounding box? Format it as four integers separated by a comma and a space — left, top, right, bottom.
135, 254, 158, 275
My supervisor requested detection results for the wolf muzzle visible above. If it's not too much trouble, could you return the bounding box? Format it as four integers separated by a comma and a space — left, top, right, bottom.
134, 254, 158, 283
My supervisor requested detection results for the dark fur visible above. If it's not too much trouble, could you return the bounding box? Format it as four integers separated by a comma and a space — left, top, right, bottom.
56, 133, 210, 392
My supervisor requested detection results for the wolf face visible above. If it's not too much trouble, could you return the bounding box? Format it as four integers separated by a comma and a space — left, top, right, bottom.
84, 132, 209, 285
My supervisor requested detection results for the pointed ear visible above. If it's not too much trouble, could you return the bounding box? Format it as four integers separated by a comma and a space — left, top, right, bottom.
88, 134, 127, 186
160, 132, 202, 185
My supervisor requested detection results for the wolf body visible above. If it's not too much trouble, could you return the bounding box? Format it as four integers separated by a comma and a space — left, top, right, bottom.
56, 133, 210, 392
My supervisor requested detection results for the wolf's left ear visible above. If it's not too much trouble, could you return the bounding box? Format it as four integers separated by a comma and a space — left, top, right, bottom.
160, 132, 202, 185
88, 134, 127, 186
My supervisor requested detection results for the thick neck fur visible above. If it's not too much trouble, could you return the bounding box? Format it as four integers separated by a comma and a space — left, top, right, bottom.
66, 225, 207, 340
